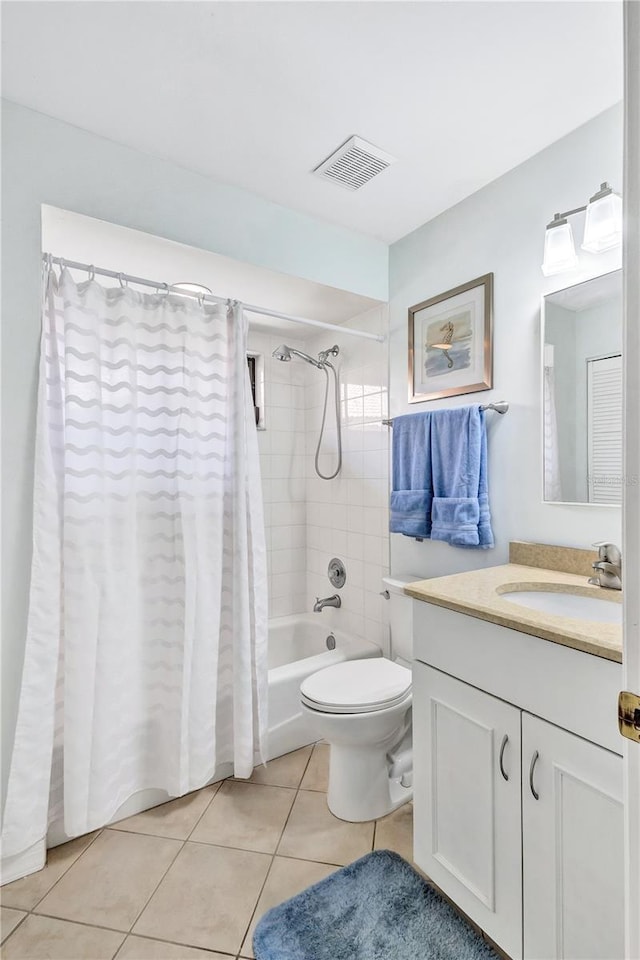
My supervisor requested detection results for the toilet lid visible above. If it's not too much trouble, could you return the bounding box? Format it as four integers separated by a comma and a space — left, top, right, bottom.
300, 658, 412, 714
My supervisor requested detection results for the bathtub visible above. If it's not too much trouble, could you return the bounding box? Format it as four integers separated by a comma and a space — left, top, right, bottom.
265, 614, 381, 761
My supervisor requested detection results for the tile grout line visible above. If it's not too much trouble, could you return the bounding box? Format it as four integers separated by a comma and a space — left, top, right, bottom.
26, 837, 183, 949
16, 826, 105, 916
122, 779, 226, 943
4, 747, 356, 958
0, 908, 29, 945
12, 782, 226, 957
107, 828, 343, 867
20, 908, 130, 940
2, 828, 109, 951
28, 907, 236, 960
235, 743, 317, 960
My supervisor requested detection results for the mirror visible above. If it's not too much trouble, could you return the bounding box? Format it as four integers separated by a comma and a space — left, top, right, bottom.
542, 270, 622, 506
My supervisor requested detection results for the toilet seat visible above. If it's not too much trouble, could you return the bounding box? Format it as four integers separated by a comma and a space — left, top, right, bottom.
300, 658, 412, 715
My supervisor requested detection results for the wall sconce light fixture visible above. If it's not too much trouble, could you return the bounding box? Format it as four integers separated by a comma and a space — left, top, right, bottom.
541, 182, 622, 277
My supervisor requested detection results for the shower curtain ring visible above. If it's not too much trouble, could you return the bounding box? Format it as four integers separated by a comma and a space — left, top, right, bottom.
88, 264, 96, 281
118, 272, 128, 289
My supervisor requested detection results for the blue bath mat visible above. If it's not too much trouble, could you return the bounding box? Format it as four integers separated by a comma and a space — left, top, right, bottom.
253, 849, 497, 960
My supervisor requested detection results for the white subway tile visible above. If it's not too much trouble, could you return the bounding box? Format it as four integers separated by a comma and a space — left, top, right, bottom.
364, 591, 383, 622
290, 526, 306, 550
348, 559, 364, 589
345, 612, 365, 639
289, 502, 306, 526
347, 532, 364, 559
364, 617, 387, 651
270, 550, 293, 575
364, 560, 383, 594
331, 504, 348, 531
271, 572, 292, 599
347, 506, 365, 533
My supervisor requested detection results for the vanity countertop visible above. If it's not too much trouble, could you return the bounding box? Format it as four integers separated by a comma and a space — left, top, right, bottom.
405, 563, 622, 662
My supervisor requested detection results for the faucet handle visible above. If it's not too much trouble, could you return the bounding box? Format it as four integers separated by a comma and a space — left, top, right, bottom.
592, 542, 622, 564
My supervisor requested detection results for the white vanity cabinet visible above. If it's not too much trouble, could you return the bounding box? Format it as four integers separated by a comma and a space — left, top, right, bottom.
411, 600, 625, 960
413, 663, 523, 960
522, 713, 624, 960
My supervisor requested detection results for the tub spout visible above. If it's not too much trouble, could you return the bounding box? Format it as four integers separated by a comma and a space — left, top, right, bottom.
313, 594, 341, 613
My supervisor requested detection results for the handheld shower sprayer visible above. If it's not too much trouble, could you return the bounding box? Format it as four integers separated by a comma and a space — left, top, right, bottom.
271, 343, 342, 479
272, 344, 323, 369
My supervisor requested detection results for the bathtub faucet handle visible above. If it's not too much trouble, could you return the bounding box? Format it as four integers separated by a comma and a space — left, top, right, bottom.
380, 589, 390, 600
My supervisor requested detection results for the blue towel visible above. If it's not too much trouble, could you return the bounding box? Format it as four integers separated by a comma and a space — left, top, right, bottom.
430, 406, 494, 548
389, 412, 432, 537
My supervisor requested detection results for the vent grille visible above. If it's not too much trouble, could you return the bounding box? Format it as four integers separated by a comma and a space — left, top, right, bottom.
313, 136, 396, 191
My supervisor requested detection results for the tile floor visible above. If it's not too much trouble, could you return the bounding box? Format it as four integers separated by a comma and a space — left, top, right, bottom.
0, 743, 413, 960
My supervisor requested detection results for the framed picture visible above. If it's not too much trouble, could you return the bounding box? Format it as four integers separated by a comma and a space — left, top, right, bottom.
408, 273, 493, 404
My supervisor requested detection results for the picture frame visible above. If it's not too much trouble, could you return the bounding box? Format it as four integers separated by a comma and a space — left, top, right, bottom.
408, 273, 493, 404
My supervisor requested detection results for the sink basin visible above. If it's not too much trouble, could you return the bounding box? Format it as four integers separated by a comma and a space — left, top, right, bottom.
500, 589, 622, 624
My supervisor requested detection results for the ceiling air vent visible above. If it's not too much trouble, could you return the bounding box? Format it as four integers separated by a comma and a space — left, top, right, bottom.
313, 136, 396, 191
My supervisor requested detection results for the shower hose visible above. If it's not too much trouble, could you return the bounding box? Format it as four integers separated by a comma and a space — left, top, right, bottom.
315, 360, 343, 480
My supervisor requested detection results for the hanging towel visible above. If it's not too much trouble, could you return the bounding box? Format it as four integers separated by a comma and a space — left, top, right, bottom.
389, 412, 433, 538
430, 406, 494, 548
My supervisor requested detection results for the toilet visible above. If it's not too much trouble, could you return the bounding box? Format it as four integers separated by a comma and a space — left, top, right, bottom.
300, 576, 415, 822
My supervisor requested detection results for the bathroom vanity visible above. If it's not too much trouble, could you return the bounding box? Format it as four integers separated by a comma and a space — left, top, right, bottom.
407, 547, 624, 960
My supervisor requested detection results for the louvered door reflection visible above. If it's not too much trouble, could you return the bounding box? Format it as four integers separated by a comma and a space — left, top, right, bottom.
587, 353, 622, 504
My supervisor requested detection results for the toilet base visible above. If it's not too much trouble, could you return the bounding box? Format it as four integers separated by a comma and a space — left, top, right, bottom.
326, 742, 413, 822
300, 696, 413, 823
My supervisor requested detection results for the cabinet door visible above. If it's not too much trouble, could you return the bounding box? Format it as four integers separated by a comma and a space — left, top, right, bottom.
413, 662, 523, 960
522, 713, 624, 960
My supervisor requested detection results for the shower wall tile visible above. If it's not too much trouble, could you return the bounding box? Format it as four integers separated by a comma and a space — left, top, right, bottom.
304, 305, 390, 652
252, 306, 389, 640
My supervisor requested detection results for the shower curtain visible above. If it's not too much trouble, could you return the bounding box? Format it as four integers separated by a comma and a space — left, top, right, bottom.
2, 266, 267, 876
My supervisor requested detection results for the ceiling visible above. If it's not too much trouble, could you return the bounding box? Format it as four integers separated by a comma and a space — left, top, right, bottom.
1, 1, 623, 244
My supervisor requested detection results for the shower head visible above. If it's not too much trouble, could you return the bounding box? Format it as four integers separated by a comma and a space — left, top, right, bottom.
272, 344, 292, 362
271, 344, 323, 369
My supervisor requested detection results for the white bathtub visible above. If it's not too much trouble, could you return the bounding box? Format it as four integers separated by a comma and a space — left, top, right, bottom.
265, 614, 381, 761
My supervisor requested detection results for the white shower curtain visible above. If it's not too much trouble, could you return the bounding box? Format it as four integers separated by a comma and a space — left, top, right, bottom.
2, 266, 267, 874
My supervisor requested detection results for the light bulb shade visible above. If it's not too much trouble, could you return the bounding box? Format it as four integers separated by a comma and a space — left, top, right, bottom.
582, 191, 622, 253
542, 219, 578, 277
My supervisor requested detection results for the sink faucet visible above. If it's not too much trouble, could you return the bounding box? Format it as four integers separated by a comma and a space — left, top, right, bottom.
588, 542, 622, 590
313, 594, 341, 613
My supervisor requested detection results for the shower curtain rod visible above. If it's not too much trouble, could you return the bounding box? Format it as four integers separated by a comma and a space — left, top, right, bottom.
43, 254, 386, 344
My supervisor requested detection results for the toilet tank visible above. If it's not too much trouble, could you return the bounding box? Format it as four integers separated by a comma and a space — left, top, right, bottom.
382, 575, 418, 665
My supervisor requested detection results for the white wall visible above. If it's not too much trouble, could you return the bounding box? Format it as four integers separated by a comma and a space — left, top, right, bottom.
305, 306, 390, 653
388, 103, 623, 580
1, 100, 387, 806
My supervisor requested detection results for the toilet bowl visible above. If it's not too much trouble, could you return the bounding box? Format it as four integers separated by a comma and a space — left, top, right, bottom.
300, 576, 416, 822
